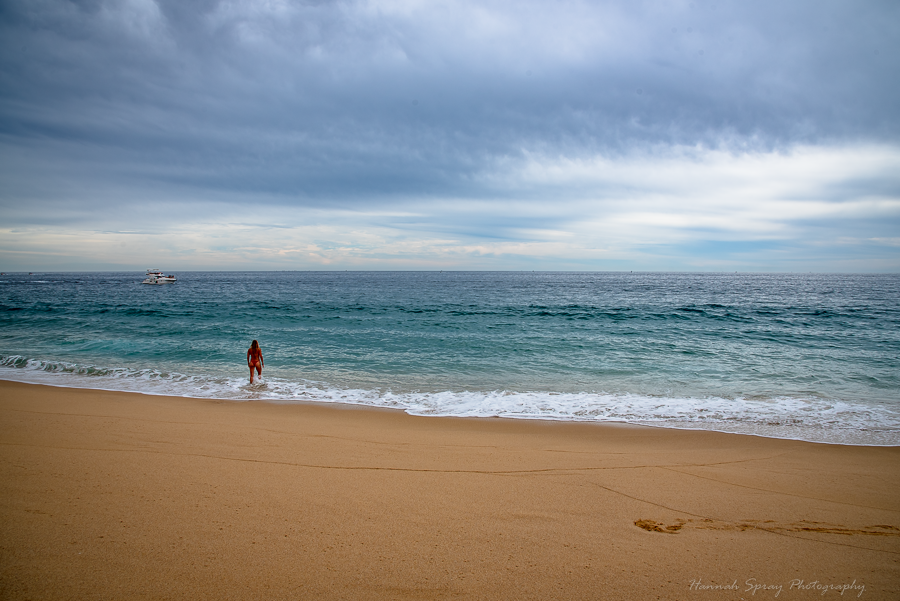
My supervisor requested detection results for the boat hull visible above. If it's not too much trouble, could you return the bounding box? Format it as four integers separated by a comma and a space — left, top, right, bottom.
142, 270, 177, 284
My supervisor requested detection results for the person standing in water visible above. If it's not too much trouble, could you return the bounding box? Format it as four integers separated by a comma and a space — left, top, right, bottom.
247, 339, 264, 383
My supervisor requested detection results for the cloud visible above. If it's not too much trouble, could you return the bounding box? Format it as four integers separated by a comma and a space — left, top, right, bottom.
1, 143, 897, 271
0, 0, 898, 270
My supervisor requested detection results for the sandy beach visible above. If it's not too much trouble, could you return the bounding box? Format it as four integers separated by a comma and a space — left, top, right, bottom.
1, 380, 898, 600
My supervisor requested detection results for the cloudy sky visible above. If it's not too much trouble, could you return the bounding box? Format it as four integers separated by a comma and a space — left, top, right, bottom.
1, 0, 898, 271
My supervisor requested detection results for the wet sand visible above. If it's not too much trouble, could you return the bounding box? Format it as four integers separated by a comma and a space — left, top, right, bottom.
1, 380, 898, 600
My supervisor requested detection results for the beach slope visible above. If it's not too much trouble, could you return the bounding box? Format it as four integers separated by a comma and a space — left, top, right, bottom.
1, 380, 898, 600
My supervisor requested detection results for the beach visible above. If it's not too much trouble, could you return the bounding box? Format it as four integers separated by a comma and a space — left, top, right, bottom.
1, 380, 898, 599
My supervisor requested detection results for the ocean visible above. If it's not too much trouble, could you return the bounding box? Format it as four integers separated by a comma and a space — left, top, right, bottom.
1, 271, 898, 445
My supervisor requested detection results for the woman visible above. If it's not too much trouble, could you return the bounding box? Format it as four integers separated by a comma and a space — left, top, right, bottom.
247, 339, 264, 384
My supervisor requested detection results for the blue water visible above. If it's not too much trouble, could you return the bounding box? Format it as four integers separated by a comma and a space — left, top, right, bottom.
1, 271, 899, 445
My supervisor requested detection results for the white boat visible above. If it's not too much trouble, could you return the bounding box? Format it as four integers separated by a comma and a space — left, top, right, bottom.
142, 269, 177, 285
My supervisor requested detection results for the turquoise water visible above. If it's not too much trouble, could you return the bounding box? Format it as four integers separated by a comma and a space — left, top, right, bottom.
1, 271, 898, 445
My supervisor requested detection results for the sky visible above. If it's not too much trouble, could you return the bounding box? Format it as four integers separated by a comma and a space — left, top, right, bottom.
1, 0, 898, 272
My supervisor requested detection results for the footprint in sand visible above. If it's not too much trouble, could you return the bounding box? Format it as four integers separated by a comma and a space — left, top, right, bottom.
634, 519, 687, 534
634, 518, 900, 536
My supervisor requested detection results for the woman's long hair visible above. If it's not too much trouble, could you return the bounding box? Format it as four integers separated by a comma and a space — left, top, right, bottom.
250, 339, 259, 349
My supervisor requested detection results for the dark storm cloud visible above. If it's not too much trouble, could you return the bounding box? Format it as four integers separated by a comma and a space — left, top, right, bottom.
1, 0, 898, 209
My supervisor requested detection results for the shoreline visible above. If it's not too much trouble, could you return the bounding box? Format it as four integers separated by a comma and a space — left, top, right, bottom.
2, 374, 896, 447
2, 380, 899, 599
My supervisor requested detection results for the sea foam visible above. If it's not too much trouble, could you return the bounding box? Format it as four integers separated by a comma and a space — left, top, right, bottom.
3, 355, 897, 446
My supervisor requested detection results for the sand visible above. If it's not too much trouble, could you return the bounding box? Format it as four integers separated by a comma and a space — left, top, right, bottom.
1, 380, 898, 600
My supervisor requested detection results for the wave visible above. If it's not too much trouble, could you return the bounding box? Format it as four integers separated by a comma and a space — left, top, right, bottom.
2, 354, 898, 446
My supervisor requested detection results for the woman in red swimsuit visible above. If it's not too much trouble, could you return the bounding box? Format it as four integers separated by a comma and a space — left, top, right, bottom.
247, 339, 264, 383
